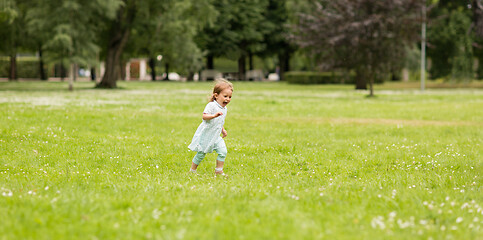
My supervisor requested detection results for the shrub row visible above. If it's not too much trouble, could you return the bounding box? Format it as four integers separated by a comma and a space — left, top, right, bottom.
285, 71, 355, 84
0, 59, 43, 78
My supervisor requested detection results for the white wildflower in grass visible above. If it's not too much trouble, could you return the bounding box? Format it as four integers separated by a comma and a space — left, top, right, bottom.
456, 217, 463, 223
371, 216, 386, 230
2, 191, 13, 197
397, 219, 412, 229
290, 195, 299, 200
152, 209, 162, 220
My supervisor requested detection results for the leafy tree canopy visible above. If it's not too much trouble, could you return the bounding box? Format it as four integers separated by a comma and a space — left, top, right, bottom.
291, 0, 423, 94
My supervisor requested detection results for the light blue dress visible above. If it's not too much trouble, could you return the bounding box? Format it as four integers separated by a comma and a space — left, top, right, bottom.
188, 101, 227, 153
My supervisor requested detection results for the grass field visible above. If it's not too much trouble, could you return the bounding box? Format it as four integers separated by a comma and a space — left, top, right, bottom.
0, 81, 482, 239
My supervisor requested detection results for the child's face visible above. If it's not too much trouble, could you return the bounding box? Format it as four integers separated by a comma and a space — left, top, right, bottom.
214, 88, 232, 108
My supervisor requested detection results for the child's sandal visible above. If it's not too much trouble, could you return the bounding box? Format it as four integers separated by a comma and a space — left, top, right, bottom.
215, 169, 228, 177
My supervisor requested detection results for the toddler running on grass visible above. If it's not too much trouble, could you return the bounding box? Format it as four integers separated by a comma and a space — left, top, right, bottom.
188, 78, 233, 176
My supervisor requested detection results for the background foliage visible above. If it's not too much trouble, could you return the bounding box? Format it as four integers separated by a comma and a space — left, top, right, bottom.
0, 0, 483, 85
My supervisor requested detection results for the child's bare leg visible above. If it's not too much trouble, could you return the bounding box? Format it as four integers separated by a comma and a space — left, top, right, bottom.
216, 160, 224, 170
215, 160, 225, 175
191, 162, 199, 171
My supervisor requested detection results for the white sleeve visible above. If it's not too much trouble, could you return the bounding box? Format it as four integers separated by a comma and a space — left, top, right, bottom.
203, 102, 216, 114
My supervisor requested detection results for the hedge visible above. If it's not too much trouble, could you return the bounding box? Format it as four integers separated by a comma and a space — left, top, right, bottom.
0, 59, 43, 78
285, 71, 355, 84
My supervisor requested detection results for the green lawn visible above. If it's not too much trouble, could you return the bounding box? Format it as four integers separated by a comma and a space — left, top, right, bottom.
0, 81, 482, 239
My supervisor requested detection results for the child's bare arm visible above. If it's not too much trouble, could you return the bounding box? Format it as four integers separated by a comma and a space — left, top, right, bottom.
203, 112, 223, 120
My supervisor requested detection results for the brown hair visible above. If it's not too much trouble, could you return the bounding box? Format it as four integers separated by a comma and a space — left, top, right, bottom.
210, 78, 233, 102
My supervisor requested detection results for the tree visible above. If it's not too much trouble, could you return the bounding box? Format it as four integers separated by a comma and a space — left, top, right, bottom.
196, 0, 239, 70
0, 0, 31, 81
125, 0, 216, 81
159, 0, 216, 80
470, 0, 483, 79
197, 0, 269, 80
97, 0, 215, 87
258, 0, 295, 80
291, 0, 423, 96
25, 0, 122, 87
23, 0, 48, 80
427, 0, 474, 81
472, 0, 483, 38
96, 0, 135, 88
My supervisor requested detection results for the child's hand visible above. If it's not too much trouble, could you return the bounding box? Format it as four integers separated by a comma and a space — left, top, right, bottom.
222, 128, 228, 138
214, 112, 223, 118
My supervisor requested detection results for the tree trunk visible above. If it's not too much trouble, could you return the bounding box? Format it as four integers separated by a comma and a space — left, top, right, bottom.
355, 68, 367, 90
56, 62, 67, 81
368, 71, 374, 96
73, 63, 77, 82
9, 54, 17, 81
355, 76, 367, 89
391, 70, 399, 81
68, 63, 74, 91
238, 55, 246, 81
61, 64, 67, 80
60, 55, 65, 81
285, 51, 290, 71
368, 52, 375, 96
207, 54, 214, 69
39, 45, 47, 80
97, 4, 136, 88
97, 36, 128, 88
248, 51, 254, 70
369, 79, 374, 96
149, 57, 156, 81
90, 67, 96, 81
187, 72, 194, 81
278, 50, 290, 81
164, 63, 170, 80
